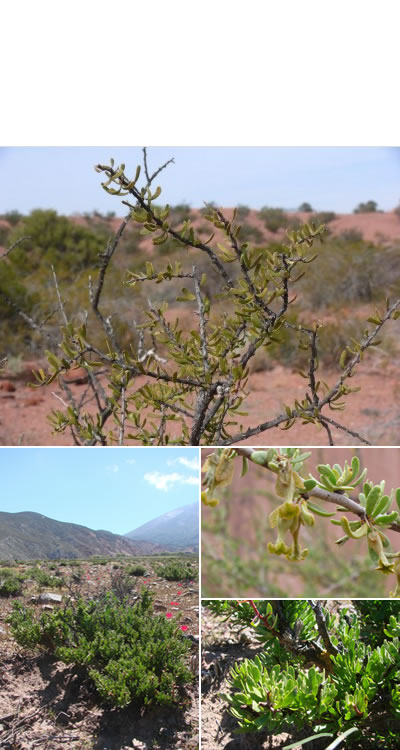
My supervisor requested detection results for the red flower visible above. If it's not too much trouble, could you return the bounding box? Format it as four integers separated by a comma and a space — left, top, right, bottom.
177, 590, 183, 595
165, 612, 173, 618
170, 601, 179, 606
180, 625, 188, 632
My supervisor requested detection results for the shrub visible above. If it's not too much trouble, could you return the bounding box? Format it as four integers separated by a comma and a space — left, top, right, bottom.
235, 204, 250, 219
0, 575, 23, 597
354, 200, 379, 214
210, 599, 400, 749
155, 561, 197, 582
298, 202, 313, 212
127, 564, 147, 576
7, 209, 108, 276
7, 590, 192, 709
259, 206, 289, 232
312, 210, 336, 224
0, 210, 23, 226
28, 566, 64, 589
7, 152, 400, 447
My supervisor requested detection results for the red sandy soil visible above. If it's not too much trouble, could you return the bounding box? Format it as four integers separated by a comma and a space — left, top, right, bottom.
1, 359, 399, 446
0, 559, 199, 749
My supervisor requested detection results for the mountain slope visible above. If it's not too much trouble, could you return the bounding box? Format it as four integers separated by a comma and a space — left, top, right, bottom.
0, 511, 162, 561
125, 502, 198, 551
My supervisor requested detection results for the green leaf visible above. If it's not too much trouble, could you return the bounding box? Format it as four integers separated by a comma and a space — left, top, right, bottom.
176, 288, 196, 302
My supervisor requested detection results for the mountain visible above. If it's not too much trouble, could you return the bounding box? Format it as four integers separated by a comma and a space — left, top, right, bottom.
0, 511, 162, 561
125, 502, 198, 552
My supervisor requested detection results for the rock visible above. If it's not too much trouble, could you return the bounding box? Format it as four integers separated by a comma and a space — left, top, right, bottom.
41, 604, 54, 611
0, 625, 6, 635
38, 593, 62, 604
132, 741, 147, 749
154, 602, 167, 612
0, 380, 16, 392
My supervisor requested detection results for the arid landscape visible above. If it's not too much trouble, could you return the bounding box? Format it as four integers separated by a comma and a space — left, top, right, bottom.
1, 205, 400, 447
0, 556, 199, 749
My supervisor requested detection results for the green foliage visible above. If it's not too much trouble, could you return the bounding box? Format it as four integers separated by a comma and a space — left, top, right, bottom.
215, 600, 400, 748
7, 589, 192, 710
0, 575, 23, 596
7, 209, 108, 276
0, 210, 23, 226
127, 563, 147, 576
353, 200, 379, 214
312, 211, 336, 224
259, 206, 290, 232
155, 560, 197, 581
202, 449, 400, 597
27, 566, 64, 589
298, 202, 313, 212
6, 154, 400, 447
235, 204, 250, 219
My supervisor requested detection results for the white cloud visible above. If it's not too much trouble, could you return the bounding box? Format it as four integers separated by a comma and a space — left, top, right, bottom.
144, 471, 199, 491
105, 464, 119, 473
183, 475, 199, 485
167, 456, 199, 471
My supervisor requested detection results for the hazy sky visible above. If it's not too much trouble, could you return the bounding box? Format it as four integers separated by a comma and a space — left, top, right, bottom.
0, 447, 199, 535
1, 147, 399, 215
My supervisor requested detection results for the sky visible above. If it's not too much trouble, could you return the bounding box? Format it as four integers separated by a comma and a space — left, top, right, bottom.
0, 447, 199, 536
1, 147, 399, 216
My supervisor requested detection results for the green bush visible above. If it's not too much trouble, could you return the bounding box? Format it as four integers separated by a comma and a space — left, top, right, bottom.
298, 202, 313, 212
211, 600, 400, 749
354, 200, 379, 214
0, 575, 23, 597
27, 566, 64, 589
7, 209, 108, 276
312, 210, 336, 224
127, 564, 147, 576
8, 590, 192, 709
259, 206, 289, 232
155, 560, 197, 582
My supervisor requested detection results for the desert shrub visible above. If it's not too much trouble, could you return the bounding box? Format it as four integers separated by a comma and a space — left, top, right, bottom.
339, 228, 363, 242
0, 210, 23, 226
354, 200, 379, 214
7, 590, 192, 709
127, 563, 147, 576
259, 206, 289, 232
238, 223, 265, 244
28, 566, 64, 589
109, 569, 136, 600
298, 202, 313, 212
297, 237, 399, 308
8, 153, 400, 448
0, 575, 23, 596
236, 204, 250, 219
209, 599, 400, 749
312, 210, 336, 224
394, 202, 400, 219
7, 209, 108, 276
169, 203, 195, 223
155, 560, 197, 581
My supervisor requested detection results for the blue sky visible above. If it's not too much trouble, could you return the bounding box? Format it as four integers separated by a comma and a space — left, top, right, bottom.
1, 147, 399, 215
0, 447, 199, 535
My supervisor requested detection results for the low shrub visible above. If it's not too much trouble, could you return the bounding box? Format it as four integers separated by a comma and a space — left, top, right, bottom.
7, 590, 192, 709
155, 560, 197, 582
354, 200, 379, 213
0, 575, 23, 597
27, 566, 64, 589
259, 206, 289, 233
209, 600, 400, 749
127, 564, 147, 576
